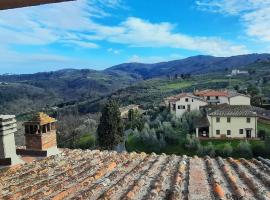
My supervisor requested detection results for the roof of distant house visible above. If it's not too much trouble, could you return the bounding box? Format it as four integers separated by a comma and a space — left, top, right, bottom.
166, 93, 207, 103
0, 149, 269, 199
194, 89, 229, 97
228, 91, 250, 98
194, 116, 210, 128
208, 105, 257, 117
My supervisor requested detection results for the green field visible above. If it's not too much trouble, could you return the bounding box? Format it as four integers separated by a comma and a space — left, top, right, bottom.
75, 134, 96, 149
158, 81, 193, 90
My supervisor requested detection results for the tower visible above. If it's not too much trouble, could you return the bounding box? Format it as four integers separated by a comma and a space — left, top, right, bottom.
0, 115, 23, 166
23, 112, 59, 156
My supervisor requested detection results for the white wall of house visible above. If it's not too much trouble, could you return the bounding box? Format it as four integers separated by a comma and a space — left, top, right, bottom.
201, 96, 229, 105
208, 116, 257, 138
170, 97, 207, 117
229, 95, 250, 105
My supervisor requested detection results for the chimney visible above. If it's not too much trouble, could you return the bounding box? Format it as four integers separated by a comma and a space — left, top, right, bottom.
22, 112, 60, 156
0, 115, 23, 166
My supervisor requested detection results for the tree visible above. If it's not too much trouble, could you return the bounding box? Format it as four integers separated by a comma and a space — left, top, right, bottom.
57, 111, 84, 148
222, 143, 233, 157
126, 109, 144, 131
97, 100, 124, 150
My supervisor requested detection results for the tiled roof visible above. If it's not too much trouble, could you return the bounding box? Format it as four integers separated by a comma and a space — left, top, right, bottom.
195, 89, 229, 97
166, 93, 206, 103
24, 112, 56, 125
208, 105, 257, 117
1, 149, 270, 199
194, 117, 210, 128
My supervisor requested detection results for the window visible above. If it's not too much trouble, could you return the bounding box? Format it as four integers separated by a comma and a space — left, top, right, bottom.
185, 98, 189, 102
227, 130, 231, 135
178, 105, 185, 109
227, 117, 231, 123
216, 117, 220, 123
239, 129, 244, 134
216, 130, 220, 135
192, 99, 194, 102
207, 96, 210, 100
247, 118, 251, 123
42, 125, 46, 133
25, 125, 30, 134
172, 104, 176, 111
216, 96, 219, 100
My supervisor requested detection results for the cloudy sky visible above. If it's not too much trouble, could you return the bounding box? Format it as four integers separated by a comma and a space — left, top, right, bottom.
0, 0, 270, 74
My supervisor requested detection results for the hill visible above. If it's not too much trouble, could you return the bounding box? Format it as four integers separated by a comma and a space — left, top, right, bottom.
0, 69, 140, 114
1, 53, 270, 114
107, 53, 270, 78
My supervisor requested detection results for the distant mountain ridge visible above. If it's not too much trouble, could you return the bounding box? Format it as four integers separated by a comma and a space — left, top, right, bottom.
107, 53, 270, 78
1, 53, 270, 114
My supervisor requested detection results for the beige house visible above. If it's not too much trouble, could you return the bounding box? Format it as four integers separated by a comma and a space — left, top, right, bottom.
229, 93, 250, 105
195, 105, 257, 139
194, 89, 251, 106
167, 93, 208, 118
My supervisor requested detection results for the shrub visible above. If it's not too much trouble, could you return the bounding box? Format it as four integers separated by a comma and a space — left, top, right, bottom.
234, 140, 253, 158
197, 142, 215, 157
252, 142, 268, 157
184, 134, 200, 150
221, 143, 233, 157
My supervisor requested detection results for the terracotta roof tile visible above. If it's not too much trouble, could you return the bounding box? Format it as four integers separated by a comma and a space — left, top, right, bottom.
1, 149, 270, 199
195, 89, 229, 97
208, 105, 257, 117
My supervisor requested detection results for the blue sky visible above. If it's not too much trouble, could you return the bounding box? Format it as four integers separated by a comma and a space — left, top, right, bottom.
0, 0, 270, 74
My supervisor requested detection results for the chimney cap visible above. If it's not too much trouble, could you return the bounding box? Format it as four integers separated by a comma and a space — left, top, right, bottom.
0, 115, 15, 119
24, 112, 56, 126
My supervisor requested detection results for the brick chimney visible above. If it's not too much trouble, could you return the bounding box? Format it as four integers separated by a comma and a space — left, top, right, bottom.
0, 115, 23, 166
23, 112, 59, 156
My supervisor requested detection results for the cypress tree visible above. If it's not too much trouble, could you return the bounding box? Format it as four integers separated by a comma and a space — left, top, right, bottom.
97, 100, 124, 150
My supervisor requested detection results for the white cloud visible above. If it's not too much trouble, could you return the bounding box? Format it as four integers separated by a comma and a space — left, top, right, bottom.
0, 0, 249, 66
196, 0, 270, 42
99, 17, 248, 56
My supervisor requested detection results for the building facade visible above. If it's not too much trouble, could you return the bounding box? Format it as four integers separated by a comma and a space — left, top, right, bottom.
195, 105, 257, 139
229, 94, 251, 105
167, 93, 208, 117
194, 89, 251, 106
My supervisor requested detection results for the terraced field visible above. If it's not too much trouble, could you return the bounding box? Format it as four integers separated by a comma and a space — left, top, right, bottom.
1, 149, 270, 200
